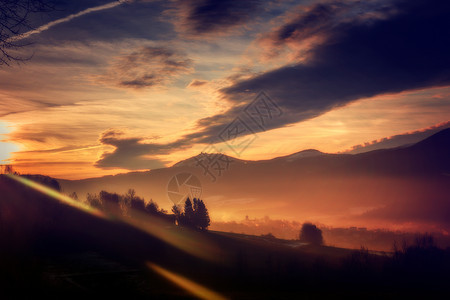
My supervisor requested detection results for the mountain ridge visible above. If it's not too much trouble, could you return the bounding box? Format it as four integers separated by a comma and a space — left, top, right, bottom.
54, 128, 450, 232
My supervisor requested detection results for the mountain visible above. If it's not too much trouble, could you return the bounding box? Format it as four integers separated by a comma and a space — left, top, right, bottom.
279, 149, 325, 162
172, 152, 248, 168
59, 129, 450, 231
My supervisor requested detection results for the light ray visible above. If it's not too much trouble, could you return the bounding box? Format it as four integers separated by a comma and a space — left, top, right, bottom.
147, 262, 229, 300
5, 173, 223, 262
6, 173, 106, 218
126, 209, 223, 262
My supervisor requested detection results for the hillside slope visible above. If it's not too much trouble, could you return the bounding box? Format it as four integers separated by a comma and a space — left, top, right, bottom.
2, 174, 449, 298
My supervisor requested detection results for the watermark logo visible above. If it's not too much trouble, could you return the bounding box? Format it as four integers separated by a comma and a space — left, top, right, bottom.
195, 91, 283, 182
167, 172, 202, 205
194, 144, 234, 182
244, 91, 282, 131
218, 116, 257, 156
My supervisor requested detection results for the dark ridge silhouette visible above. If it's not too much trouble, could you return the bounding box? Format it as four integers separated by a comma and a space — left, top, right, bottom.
346, 127, 450, 176
59, 128, 450, 232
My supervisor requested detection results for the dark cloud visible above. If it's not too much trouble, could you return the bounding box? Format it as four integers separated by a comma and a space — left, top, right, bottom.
98, 46, 193, 89
169, 0, 263, 36
346, 121, 450, 154
95, 130, 189, 170
209, 0, 450, 135
153, 0, 450, 148
83, 0, 450, 167
269, 0, 396, 48
29, 0, 449, 168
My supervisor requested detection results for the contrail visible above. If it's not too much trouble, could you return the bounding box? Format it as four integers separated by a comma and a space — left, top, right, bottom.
8, 0, 129, 43
57, 145, 103, 154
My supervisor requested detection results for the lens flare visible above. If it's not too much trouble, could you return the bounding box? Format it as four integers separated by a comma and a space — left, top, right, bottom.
6, 173, 106, 219
147, 262, 229, 300
125, 209, 223, 262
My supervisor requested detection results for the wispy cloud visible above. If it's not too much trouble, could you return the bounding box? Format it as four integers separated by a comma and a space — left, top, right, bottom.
17, 145, 103, 154
97, 46, 193, 90
8, 0, 128, 42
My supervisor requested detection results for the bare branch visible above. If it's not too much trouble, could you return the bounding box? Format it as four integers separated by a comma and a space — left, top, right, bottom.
0, 0, 55, 66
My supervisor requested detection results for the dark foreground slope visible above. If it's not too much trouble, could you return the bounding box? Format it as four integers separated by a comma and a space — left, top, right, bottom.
1, 174, 450, 299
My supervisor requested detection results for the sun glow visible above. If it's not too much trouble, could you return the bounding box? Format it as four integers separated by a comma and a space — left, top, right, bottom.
0, 122, 18, 163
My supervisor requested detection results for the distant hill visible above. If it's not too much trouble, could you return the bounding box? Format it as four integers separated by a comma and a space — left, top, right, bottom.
59, 128, 450, 232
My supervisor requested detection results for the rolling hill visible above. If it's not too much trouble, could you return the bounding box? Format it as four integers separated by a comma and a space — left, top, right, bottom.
59, 129, 450, 231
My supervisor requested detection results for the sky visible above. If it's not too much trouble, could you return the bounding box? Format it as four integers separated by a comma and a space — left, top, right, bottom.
0, 0, 449, 179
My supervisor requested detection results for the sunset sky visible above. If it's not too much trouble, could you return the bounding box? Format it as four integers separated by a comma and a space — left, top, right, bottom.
1, 0, 449, 179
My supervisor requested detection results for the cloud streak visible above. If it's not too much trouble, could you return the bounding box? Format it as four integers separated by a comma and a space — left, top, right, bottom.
8, 1, 128, 43
95, 129, 189, 170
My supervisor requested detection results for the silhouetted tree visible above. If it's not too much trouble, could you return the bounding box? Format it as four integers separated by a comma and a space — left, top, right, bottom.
99, 190, 122, 216
122, 189, 146, 219
173, 198, 211, 230
68, 192, 78, 201
390, 233, 447, 285
183, 197, 194, 227
172, 204, 182, 225
299, 222, 323, 245
145, 199, 159, 215
261, 233, 276, 240
0, 165, 18, 174
193, 198, 210, 230
124, 188, 136, 203
86, 193, 102, 209
0, 0, 55, 65
20, 174, 60, 191
130, 196, 146, 212
193, 197, 199, 211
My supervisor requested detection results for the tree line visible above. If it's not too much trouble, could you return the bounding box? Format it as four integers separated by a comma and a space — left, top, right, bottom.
171, 198, 210, 230
80, 189, 210, 231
